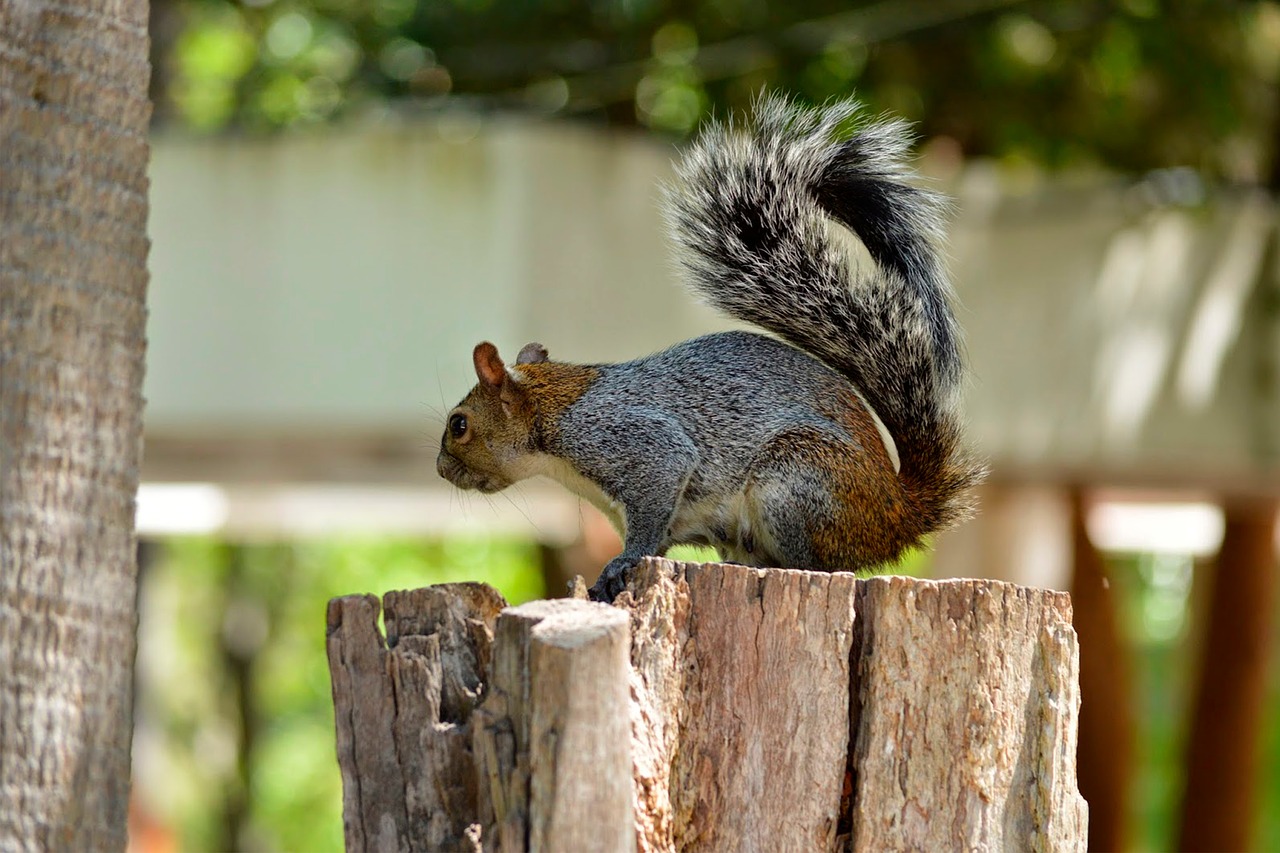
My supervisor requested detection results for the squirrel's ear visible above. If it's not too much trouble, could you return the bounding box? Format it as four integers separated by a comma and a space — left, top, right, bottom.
473, 342, 507, 389
516, 342, 549, 365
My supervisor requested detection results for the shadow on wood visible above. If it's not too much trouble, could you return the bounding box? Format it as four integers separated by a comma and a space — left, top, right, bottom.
327, 558, 1088, 852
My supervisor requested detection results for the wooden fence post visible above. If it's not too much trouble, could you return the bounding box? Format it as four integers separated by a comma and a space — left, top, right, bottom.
327, 558, 1087, 852
471, 599, 635, 852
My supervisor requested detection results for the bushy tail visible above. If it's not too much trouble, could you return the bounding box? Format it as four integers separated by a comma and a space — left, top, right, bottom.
665, 94, 983, 531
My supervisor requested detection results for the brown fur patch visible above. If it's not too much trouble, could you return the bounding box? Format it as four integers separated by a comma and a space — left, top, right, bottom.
514, 361, 600, 444
824, 388, 935, 565
745, 385, 928, 570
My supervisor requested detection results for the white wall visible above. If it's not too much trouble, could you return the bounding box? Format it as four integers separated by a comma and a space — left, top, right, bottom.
145, 116, 724, 435
144, 116, 1280, 502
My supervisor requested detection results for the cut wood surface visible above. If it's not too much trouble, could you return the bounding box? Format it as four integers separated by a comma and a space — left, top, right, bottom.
328, 558, 1087, 852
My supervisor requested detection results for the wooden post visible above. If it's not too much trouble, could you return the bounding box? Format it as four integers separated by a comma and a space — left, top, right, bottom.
624, 559, 860, 850
1177, 499, 1279, 852
849, 576, 1088, 851
327, 559, 1087, 852
327, 583, 507, 852
471, 599, 635, 852
1069, 491, 1134, 852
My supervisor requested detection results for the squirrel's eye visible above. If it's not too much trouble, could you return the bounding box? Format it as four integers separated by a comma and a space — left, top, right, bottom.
448, 413, 468, 439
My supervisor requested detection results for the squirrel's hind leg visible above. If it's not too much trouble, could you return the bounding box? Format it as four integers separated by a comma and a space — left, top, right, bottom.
741, 427, 917, 572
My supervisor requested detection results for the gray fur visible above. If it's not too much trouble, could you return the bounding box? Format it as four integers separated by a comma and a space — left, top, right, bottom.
557, 332, 889, 600
439, 94, 982, 603
575, 95, 978, 600
664, 95, 963, 468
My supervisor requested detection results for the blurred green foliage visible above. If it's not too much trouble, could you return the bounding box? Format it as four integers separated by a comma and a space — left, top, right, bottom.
1108, 553, 1194, 851
156, 0, 1280, 179
1107, 551, 1280, 852
134, 536, 543, 852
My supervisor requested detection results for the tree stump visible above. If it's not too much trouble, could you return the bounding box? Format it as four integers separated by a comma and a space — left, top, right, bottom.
327, 559, 1087, 852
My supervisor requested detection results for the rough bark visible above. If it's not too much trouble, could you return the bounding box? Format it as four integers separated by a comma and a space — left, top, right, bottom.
622, 559, 859, 852
327, 583, 506, 852
1177, 500, 1278, 852
328, 558, 1087, 852
849, 575, 1087, 852
0, 0, 152, 849
472, 599, 635, 853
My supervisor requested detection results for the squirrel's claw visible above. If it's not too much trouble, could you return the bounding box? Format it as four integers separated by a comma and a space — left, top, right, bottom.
588, 556, 637, 604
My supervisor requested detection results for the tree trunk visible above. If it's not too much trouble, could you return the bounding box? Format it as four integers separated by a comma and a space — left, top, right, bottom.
0, 0, 152, 848
328, 558, 1088, 852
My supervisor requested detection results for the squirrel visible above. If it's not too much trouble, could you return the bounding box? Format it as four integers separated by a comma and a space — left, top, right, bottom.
436, 94, 985, 603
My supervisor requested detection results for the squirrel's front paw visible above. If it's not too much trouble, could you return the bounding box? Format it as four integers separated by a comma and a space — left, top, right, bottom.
588, 556, 637, 604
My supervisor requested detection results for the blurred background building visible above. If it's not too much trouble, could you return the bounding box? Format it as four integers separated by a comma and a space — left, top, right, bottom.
130, 1, 1280, 850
